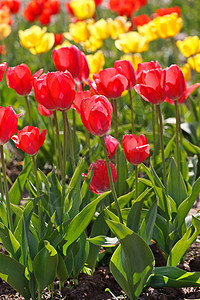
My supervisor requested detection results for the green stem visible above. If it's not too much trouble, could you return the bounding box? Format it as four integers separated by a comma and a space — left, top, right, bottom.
152, 104, 156, 163
175, 101, 181, 205
65, 112, 76, 172
32, 155, 42, 238
135, 165, 138, 198
49, 117, 58, 169
53, 111, 62, 178
72, 109, 76, 154
0, 169, 5, 203
111, 99, 119, 196
128, 90, 134, 132
25, 95, 33, 125
100, 137, 123, 224
86, 129, 92, 164
171, 37, 178, 65
0, 145, 13, 232
156, 105, 167, 190
62, 111, 67, 210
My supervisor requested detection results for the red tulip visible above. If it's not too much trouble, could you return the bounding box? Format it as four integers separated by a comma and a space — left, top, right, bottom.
0, 62, 7, 82
136, 61, 161, 83
109, 0, 147, 17
165, 64, 186, 101
104, 134, 119, 159
54, 33, 64, 46
6, 64, 43, 96
72, 90, 93, 115
45, 0, 60, 14
94, 0, 104, 5
80, 95, 112, 137
38, 103, 53, 117
134, 68, 166, 104
122, 134, 149, 165
114, 60, 136, 90
165, 83, 200, 105
155, 6, 181, 17
39, 9, 51, 25
85, 159, 117, 194
0, 106, 22, 145
52, 45, 82, 78
77, 51, 90, 83
132, 14, 151, 28
91, 68, 128, 99
12, 126, 47, 156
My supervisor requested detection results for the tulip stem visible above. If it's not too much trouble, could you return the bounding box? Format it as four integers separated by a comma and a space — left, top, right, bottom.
0, 145, 13, 232
72, 110, 76, 156
86, 129, 92, 164
53, 111, 62, 179
32, 155, 42, 238
156, 105, 167, 190
111, 99, 119, 196
135, 165, 138, 198
62, 111, 67, 210
49, 117, 58, 170
152, 104, 156, 163
100, 137, 123, 224
175, 101, 181, 205
65, 112, 76, 172
129, 90, 134, 132
25, 95, 33, 125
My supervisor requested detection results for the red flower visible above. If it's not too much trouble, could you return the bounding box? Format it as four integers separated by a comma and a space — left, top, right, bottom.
104, 134, 119, 159
134, 68, 166, 104
38, 103, 53, 117
155, 6, 181, 17
136, 61, 161, 83
132, 14, 151, 28
165, 65, 186, 101
72, 89, 93, 115
54, 33, 64, 46
85, 159, 117, 194
114, 60, 136, 90
165, 83, 200, 105
6, 64, 43, 96
77, 51, 90, 83
109, 0, 147, 17
39, 9, 51, 25
91, 68, 128, 99
80, 95, 112, 137
0, 106, 22, 145
12, 126, 47, 156
122, 134, 149, 165
0, 0, 20, 13
52, 45, 82, 78
94, 0, 104, 5
0, 62, 7, 82
44, 0, 60, 14
33, 71, 76, 111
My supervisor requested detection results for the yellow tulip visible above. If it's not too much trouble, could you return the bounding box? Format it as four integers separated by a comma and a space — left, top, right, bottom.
86, 50, 105, 79
29, 32, 55, 55
88, 18, 109, 40
107, 16, 131, 39
69, 0, 95, 21
0, 23, 11, 40
82, 36, 103, 52
181, 64, 191, 82
68, 21, 89, 43
115, 31, 148, 54
153, 13, 182, 39
188, 54, 200, 73
19, 25, 47, 49
137, 20, 158, 42
176, 36, 200, 58
120, 53, 143, 71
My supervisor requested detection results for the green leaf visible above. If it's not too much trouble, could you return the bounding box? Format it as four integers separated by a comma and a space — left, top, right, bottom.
182, 138, 200, 155
167, 217, 200, 267
9, 161, 32, 205
107, 220, 155, 300
63, 191, 110, 255
167, 157, 188, 207
110, 190, 135, 210
0, 252, 31, 299
118, 150, 128, 196
49, 168, 62, 226
0, 222, 21, 260
57, 253, 69, 282
0, 201, 7, 226
88, 236, 119, 247
33, 241, 58, 292
72, 232, 89, 279
139, 200, 157, 245
147, 266, 200, 288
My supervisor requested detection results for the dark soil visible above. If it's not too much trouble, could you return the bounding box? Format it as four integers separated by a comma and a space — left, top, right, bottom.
0, 242, 200, 300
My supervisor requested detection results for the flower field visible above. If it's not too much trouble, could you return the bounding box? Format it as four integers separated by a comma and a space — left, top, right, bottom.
0, 0, 200, 299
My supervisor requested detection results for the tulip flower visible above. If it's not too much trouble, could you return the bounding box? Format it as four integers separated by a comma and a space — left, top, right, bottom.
132, 14, 151, 27
53, 33, 64, 46
87, 19, 109, 40
0, 62, 7, 82
80, 95, 112, 137
176, 36, 200, 58
165, 64, 186, 101
136, 60, 161, 83
104, 134, 119, 159
12, 126, 47, 156
68, 21, 89, 43
153, 13, 182, 39
114, 60, 136, 90
120, 54, 143, 71
67, 0, 95, 20
82, 35, 103, 52
115, 31, 148, 54
109, 0, 147, 18
188, 53, 200, 73
107, 16, 131, 39
77, 51, 90, 83
94, 0, 104, 5
137, 21, 159, 42
85, 159, 117, 194
38, 103, 53, 117
155, 6, 181, 17
91, 67, 128, 99
72, 90, 93, 115
0, 106, 22, 145
0, 23, 11, 40
52, 45, 82, 78
86, 50, 105, 79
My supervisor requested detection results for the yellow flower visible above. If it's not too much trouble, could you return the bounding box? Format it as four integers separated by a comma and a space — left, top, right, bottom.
120, 53, 143, 70
29, 33, 55, 55
176, 36, 200, 58
82, 36, 102, 52
0, 23, 11, 40
55, 40, 71, 50
188, 54, 200, 73
181, 64, 191, 82
88, 18, 109, 40
115, 31, 148, 54
86, 50, 105, 79
67, 21, 89, 43
137, 20, 158, 42
69, 0, 95, 21
153, 13, 182, 39
107, 16, 131, 39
